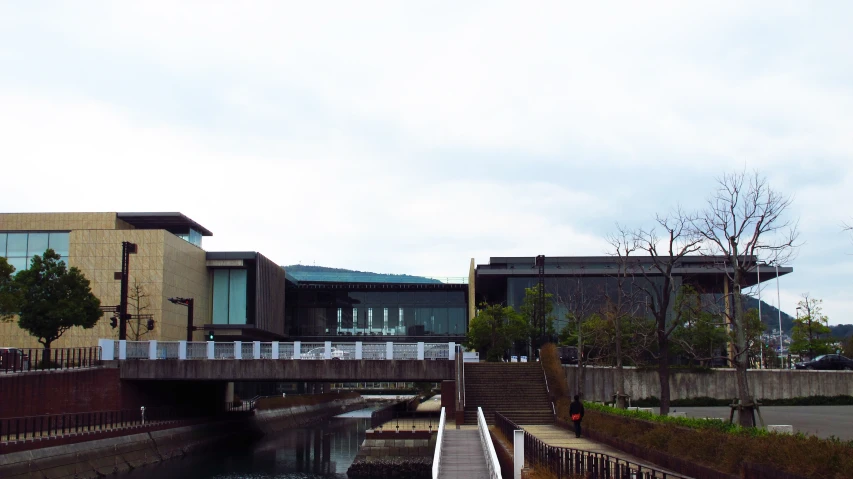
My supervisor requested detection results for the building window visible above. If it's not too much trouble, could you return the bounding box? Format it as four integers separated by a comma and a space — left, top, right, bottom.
212, 269, 248, 325
0, 231, 69, 274
177, 228, 203, 247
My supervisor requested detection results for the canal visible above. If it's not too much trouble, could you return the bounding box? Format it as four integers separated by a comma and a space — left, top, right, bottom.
122, 411, 377, 478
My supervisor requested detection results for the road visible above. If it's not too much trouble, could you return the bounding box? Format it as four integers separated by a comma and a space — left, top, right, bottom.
658, 406, 853, 440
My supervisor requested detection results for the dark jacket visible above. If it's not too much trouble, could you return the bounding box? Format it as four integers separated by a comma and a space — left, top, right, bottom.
569, 400, 584, 420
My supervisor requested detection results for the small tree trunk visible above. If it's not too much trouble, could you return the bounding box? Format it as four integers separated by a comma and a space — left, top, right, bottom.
615, 321, 626, 408
42, 340, 52, 369
732, 276, 754, 427
658, 335, 671, 415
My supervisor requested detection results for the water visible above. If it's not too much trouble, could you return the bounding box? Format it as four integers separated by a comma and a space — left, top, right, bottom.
122, 416, 374, 479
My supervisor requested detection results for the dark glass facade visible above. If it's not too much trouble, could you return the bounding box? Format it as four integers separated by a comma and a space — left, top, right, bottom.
285, 285, 467, 339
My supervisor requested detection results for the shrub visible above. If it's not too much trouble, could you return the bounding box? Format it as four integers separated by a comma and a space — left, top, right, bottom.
572, 403, 853, 478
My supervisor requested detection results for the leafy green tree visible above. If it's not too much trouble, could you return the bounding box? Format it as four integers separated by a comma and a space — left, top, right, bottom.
789, 294, 833, 360
670, 287, 729, 366
0, 257, 20, 321
466, 303, 527, 362
843, 336, 853, 359
12, 250, 102, 360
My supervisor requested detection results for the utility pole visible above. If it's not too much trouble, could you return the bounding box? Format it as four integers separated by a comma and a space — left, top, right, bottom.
168, 297, 196, 341
116, 241, 137, 340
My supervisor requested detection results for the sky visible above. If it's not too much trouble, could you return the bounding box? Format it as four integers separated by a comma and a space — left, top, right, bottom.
1, 2, 852, 324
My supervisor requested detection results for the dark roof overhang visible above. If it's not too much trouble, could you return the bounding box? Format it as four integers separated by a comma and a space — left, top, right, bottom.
117, 212, 213, 236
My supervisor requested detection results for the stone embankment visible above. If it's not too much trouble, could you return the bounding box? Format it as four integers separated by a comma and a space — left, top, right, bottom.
0, 395, 366, 478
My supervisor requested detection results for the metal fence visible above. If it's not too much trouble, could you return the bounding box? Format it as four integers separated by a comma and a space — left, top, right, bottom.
99, 340, 457, 361
495, 413, 688, 479
0, 347, 101, 373
0, 407, 190, 442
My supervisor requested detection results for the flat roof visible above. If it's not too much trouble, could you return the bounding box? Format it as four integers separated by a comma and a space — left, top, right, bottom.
117, 212, 213, 236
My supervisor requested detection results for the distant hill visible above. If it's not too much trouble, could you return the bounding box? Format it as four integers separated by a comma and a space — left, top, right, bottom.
282, 264, 441, 284
744, 296, 795, 334
743, 296, 853, 338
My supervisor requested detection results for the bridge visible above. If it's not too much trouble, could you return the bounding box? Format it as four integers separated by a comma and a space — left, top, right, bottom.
98, 339, 458, 381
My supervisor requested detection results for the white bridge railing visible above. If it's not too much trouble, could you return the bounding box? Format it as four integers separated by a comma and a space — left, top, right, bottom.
432, 407, 446, 479
478, 407, 502, 479
99, 339, 456, 361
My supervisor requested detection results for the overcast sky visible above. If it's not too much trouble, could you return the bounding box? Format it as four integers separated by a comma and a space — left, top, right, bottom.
2, 2, 852, 324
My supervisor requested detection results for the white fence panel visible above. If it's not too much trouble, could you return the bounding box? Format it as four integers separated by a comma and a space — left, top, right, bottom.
126, 341, 149, 359
157, 342, 180, 359
362, 342, 386, 359
214, 342, 235, 359
278, 343, 295, 359
393, 343, 418, 360
187, 342, 207, 359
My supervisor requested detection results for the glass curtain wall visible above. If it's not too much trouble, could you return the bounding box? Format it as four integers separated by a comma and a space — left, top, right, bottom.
0, 231, 69, 274
212, 268, 248, 325
292, 289, 466, 337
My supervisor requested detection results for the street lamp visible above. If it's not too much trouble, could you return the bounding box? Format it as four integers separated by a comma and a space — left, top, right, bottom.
168, 297, 195, 342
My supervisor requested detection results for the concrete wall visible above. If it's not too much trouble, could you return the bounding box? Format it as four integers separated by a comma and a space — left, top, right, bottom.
0, 367, 226, 419
565, 365, 853, 402
0, 368, 122, 418
116, 359, 456, 382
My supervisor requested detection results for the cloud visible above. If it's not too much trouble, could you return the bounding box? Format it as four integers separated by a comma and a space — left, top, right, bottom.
1, 1, 853, 323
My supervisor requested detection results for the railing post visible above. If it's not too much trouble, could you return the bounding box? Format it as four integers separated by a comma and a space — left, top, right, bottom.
417, 342, 424, 360
234, 341, 242, 360
207, 341, 215, 359
253, 341, 261, 359
271, 341, 280, 360
355, 342, 363, 360
386, 341, 393, 360
294, 341, 301, 360
178, 341, 187, 360
149, 340, 158, 360
448, 342, 455, 361
324, 341, 332, 360
99, 339, 115, 361
514, 429, 524, 479
118, 340, 127, 360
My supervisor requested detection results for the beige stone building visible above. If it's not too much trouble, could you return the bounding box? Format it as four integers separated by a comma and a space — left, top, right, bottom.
0, 212, 286, 349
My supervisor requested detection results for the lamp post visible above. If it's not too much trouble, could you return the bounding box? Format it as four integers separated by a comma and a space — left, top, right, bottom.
756, 262, 763, 369
168, 297, 195, 342
774, 262, 783, 366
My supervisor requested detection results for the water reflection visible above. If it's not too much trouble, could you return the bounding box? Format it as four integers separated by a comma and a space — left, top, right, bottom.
123, 418, 371, 479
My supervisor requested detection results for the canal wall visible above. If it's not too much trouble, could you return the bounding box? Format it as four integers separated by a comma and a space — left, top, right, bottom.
565, 365, 853, 402
0, 418, 254, 479
0, 395, 367, 479
251, 395, 366, 434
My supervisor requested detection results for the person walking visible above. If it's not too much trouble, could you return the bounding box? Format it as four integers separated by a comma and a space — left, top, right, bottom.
569, 395, 585, 438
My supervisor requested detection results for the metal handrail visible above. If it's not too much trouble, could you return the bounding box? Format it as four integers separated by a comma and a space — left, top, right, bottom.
539, 357, 556, 415
432, 407, 446, 479
494, 412, 688, 479
477, 407, 502, 479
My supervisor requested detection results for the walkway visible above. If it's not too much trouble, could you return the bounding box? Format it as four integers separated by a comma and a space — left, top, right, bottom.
438, 428, 490, 479
523, 425, 691, 478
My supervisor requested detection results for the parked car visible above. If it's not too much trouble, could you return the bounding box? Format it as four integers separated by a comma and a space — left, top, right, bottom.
794, 354, 853, 371
0, 348, 31, 371
300, 347, 350, 360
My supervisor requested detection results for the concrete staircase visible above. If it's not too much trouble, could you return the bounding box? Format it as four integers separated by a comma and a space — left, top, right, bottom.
462, 362, 554, 425
438, 429, 489, 478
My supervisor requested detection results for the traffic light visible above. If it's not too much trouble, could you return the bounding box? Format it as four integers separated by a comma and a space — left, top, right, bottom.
208, 331, 215, 341
146, 319, 155, 331
110, 316, 118, 329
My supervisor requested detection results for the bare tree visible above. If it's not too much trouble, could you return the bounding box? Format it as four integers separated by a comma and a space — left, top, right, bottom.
127, 280, 152, 341
554, 278, 598, 399
691, 170, 799, 426
633, 210, 703, 415
604, 226, 644, 408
